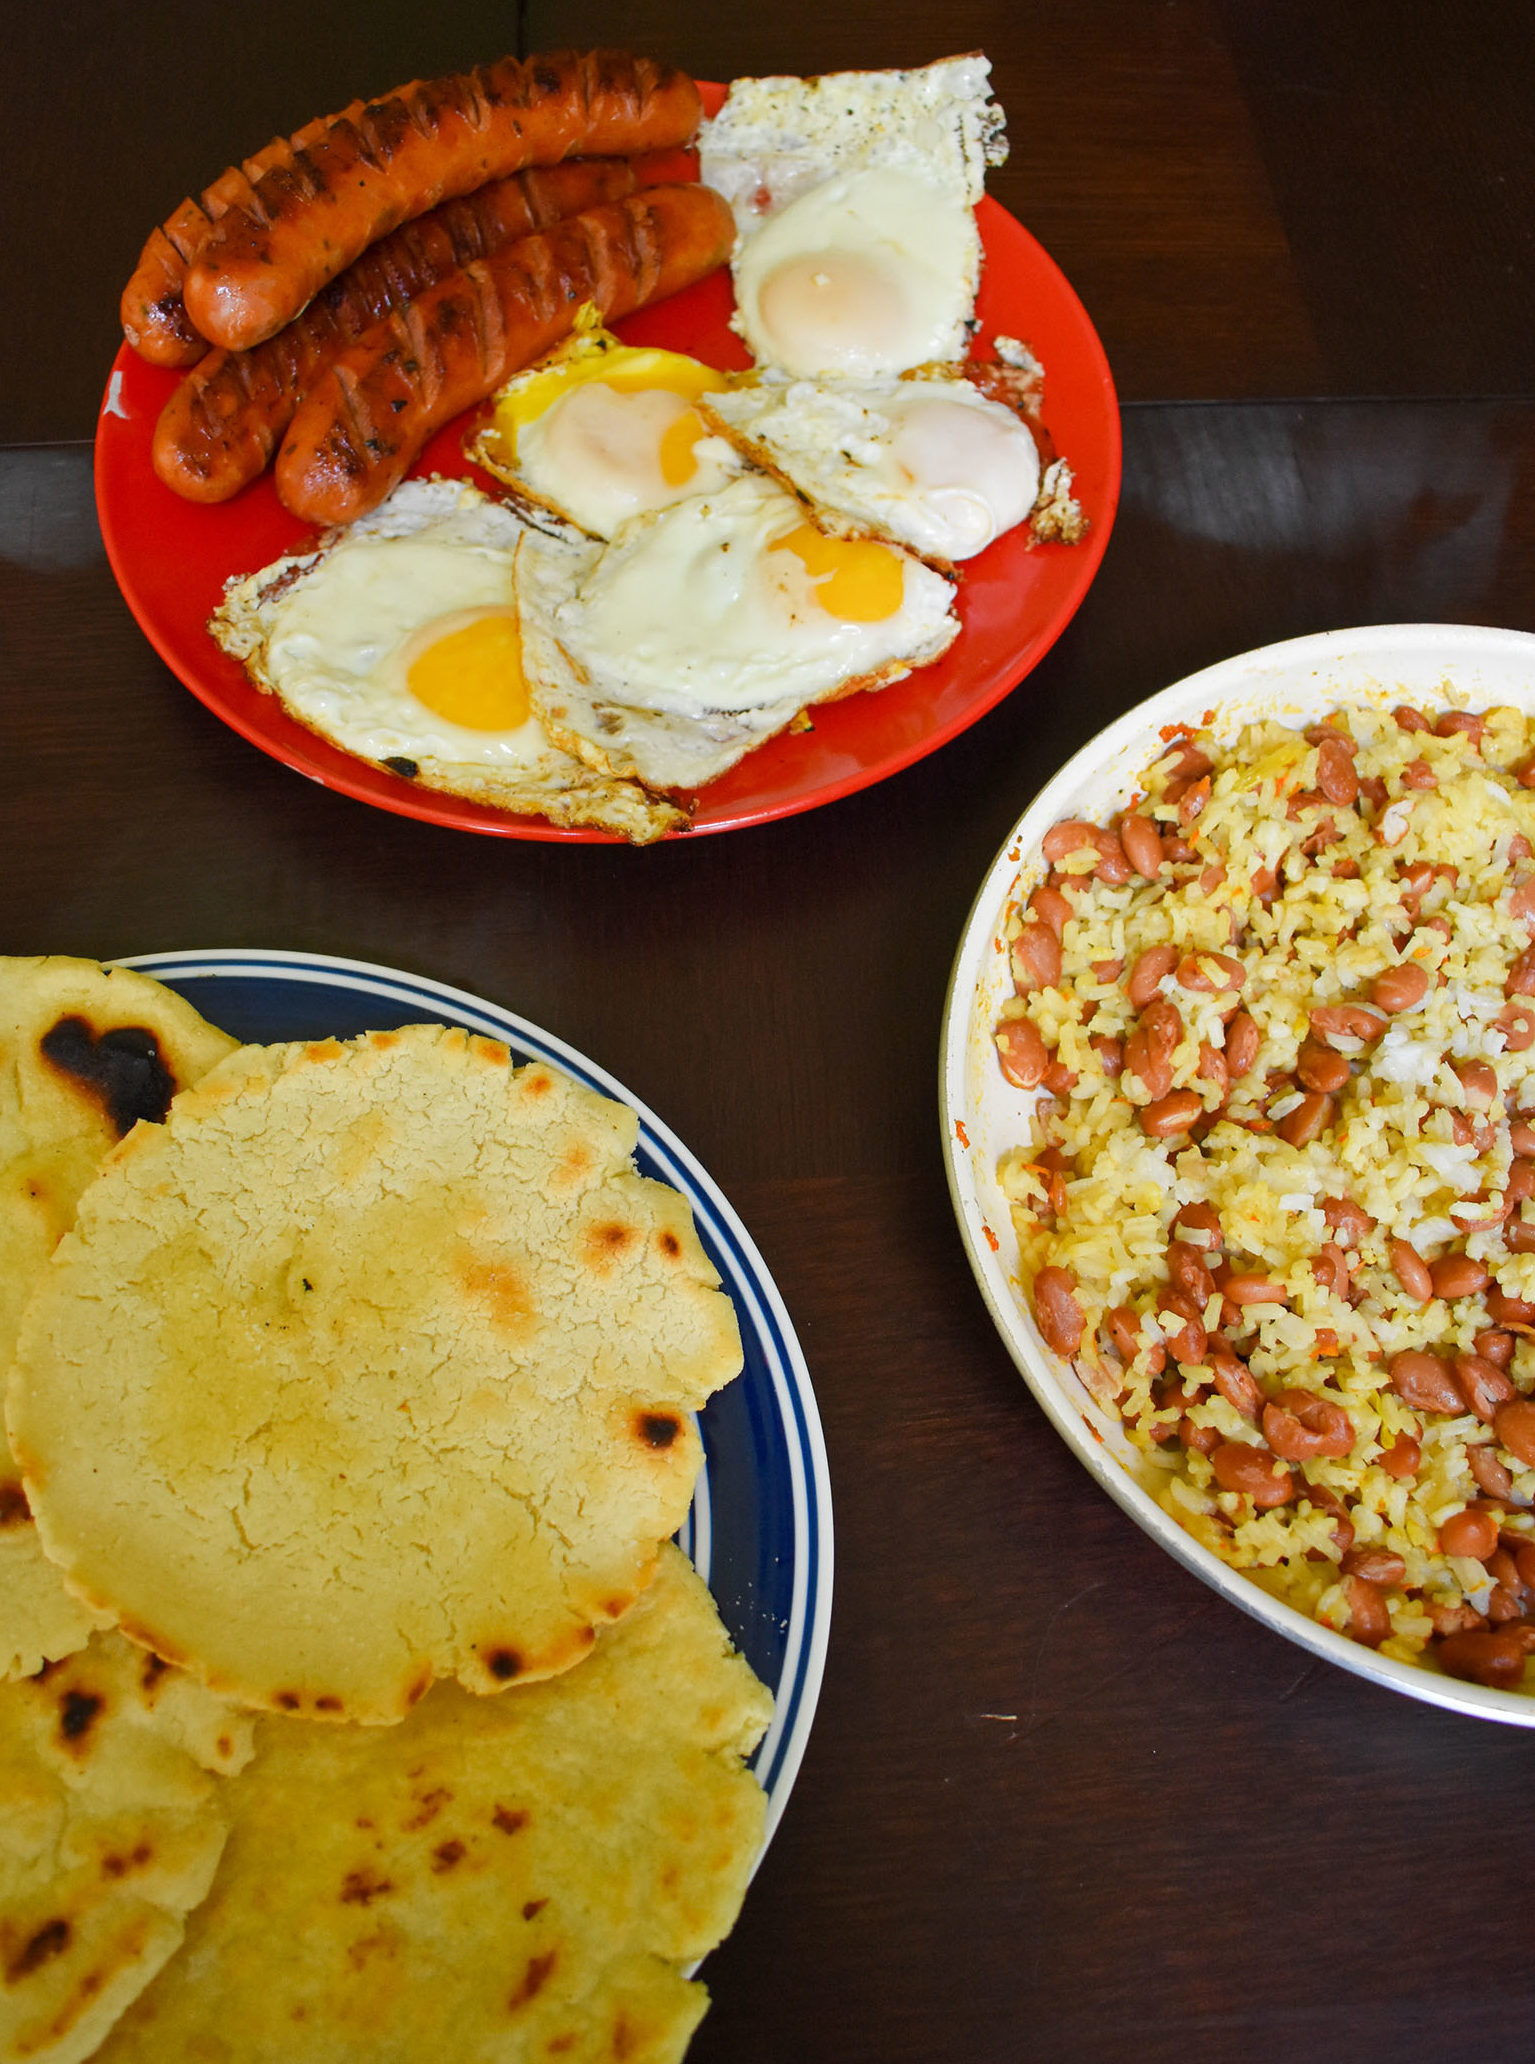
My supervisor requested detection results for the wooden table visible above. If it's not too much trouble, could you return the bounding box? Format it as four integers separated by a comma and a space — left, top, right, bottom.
6, 7, 1535, 2058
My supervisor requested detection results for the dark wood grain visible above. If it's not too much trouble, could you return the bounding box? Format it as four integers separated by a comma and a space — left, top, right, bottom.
7, 5, 1535, 2055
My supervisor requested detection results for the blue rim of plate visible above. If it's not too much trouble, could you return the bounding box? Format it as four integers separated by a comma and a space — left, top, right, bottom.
117, 948, 833, 1843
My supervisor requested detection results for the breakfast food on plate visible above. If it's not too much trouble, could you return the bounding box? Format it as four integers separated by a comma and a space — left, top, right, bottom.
0, 1632, 253, 2064
468, 324, 743, 537
702, 362, 1046, 565
121, 100, 368, 367
0, 958, 238, 1681
96, 1547, 771, 2064
9, 1025, 742, 1720
208, 477, 686, 840
152, 156, 679, 505
515, 473, 959, 792
276, 184, 735, 526
699, 55, 1007, 379
994, 699, 1535, 1693
176, 53, 703, 356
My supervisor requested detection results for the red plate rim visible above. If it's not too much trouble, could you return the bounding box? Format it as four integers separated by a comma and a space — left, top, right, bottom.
94, 100, 1121, 844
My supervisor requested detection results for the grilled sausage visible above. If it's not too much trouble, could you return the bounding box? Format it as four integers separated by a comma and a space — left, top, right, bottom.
121, 102, 367, 367
152, 155, 678, 503
273, 183, 734, 527
186, 51, 703, 354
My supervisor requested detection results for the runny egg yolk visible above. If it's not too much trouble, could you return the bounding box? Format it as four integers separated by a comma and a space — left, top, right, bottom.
658, 406, 709, 487
770, 523, 906, 623
404, 610, 530, 731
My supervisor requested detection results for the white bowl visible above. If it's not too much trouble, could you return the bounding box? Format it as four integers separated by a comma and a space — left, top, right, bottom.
941, 623, 1535, 1724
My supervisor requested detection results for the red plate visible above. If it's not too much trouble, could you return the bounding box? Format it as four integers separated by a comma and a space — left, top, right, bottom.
94, 97, 1120, 842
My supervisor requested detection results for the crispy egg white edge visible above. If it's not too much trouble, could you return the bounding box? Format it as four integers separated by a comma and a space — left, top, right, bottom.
207, 476, 686, 842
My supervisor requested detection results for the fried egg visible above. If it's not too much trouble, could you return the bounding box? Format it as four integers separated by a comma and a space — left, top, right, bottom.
209, 478, 685, 842
515, 473, 959, 792
700, 56, 1007, 378
704, 368, 1044, 563
469, 324, 742, 539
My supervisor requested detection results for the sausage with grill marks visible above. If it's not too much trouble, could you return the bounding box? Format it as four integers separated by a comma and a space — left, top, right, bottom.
273, 183, 734, 528
186, 51, 703, 354
121, 102, 367, 366
151, 155, 680, 503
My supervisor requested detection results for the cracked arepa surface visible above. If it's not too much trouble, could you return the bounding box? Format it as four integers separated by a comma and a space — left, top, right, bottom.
95, 1546, 770, 2064
6, 1025, 743, 1722
0, 958, 238, 1683
0, 1632, 252, 2064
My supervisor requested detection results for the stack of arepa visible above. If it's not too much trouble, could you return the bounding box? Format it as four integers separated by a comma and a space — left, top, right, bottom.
0, 957, 770, 2064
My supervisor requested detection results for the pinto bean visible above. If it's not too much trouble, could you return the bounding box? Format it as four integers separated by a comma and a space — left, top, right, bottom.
1371, 962, 1431, 1013
1119, 812, 1166, 879
1322, 1195, 1373, 1248
1516, 1543, 1535, 1591
1511, 1127, 1535, 1162
1175, 952, 1245, 993
1104, 1306, 1144, 1363
1343, 1547, 1406, 1586
1127, 944, 1178, 1009
1453, 1060, 1498, 1110
1493, 1399, 1535, 1468
1197, 1043, 1229, 1098
1389, 1349, 1463, 1414
1488, 1287, 1535, 1326
1090, 1034, 1124, 1078
1307, 1004, 1387, 1049
1385, 1238, 1431, 1301
1437, 1628, 1527, 1689
1028, 884, 1074, 938
1223, 1012, 1261, 1080
1157, 1290, 1208, 1367
1311, 1242, 1352, 1298
1393, 704, 1431, 733
1091, 959, 1124, 985
1430, 1253, 1490, 1300
1277, 1093, 1334, 1148
1454, 1353, 1516, 1424
1297, 1040, 1350, 1094
1141, 1090, 1203, 1140
1210, 1442, 1295, 1506
1507, 945, 1535, 999
1012, 922, 1062, 992
1509, 878, 1535, 929
1507, 1218, 1535, 1254
1166, 1240, 1217, 1307
995, 1018, 1049, 1090
1172, 1202, 1223, 1251
1345, 1576, 1391, 1648
1032, 1266, 1086, 1356
1440, 1507, 1500, 1560
1402, 758, 1438, 790
1380, 1432, 1422, 1479
1434, 709, 1484, 747
1316, 735, 1360, 806
1088, 829, 1133, 885
1263, 1389, 1355, 1460
1468, 1444, 1516, 1499
1209, 1347, 1262, 1420
1475, 1328, 1516, 1369
1496, 1002, 1535, 1052
1124, 1034, 1172, 1102
1179, 1414, 1222, 1456
1164, 742, 1214, 784
1041, 820, 1099, 864
1177, 776, 1211, 826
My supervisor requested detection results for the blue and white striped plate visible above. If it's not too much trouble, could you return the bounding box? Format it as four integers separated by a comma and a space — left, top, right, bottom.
120, 949, 832, 1841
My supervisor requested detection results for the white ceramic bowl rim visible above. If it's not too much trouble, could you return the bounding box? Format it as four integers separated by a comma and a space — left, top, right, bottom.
942, 623, 1535, 1726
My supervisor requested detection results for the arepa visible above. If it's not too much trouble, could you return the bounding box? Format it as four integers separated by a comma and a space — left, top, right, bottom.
96, 1546, 771, 2064
0, 958, 237, 1680
8, 1026, 742, 1721
0, 1633, 252, 2064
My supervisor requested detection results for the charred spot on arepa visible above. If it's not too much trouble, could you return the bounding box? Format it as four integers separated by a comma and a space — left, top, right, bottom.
339, 1867, 395, 1906
432, 1839, 467, 1872
485, 1646, 522, 1682
492, 1804, 529, 1835
522, 1896, 548, 1920
507, 1948, 558, 2011
583, 1216, 638, 1273
58, 1686, 105, 1746
0, 1481, 30, 1527
37, 1016, 179, 1135
636, 1409, 681, 1450
655, 1227, 682, 1260
5, 1915, 71, 1982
